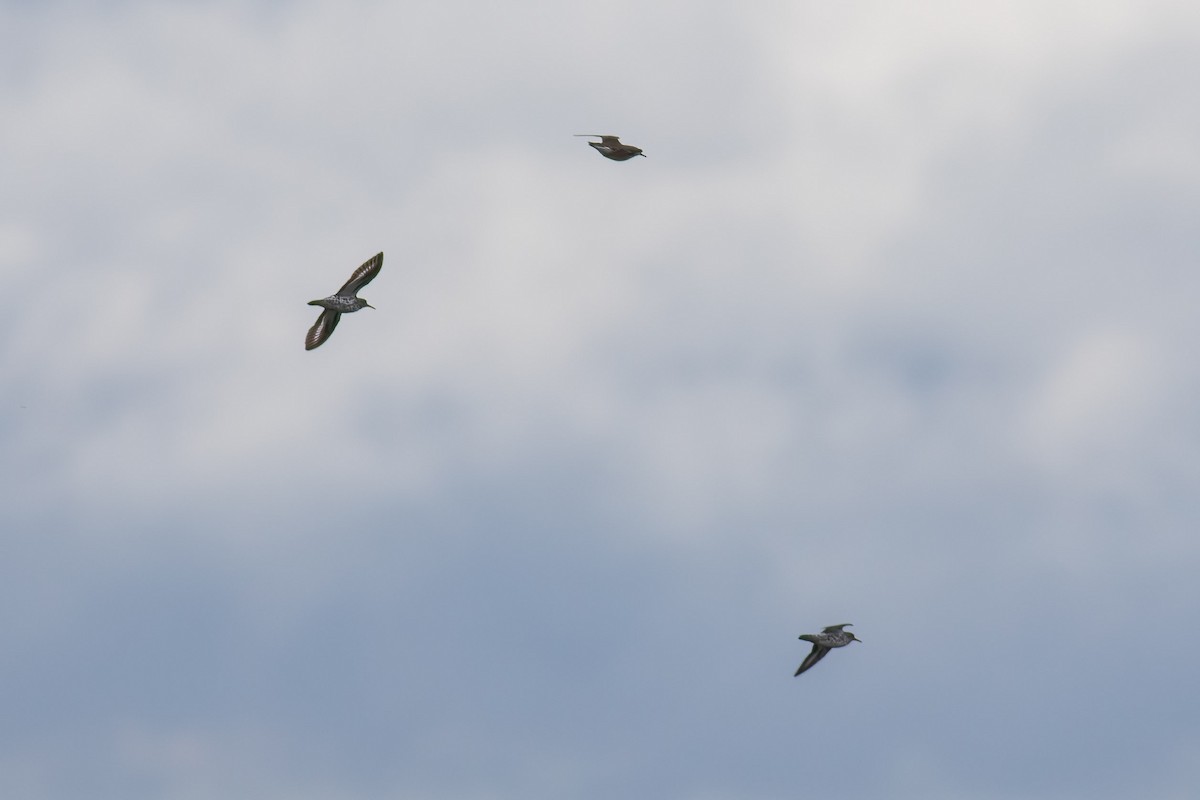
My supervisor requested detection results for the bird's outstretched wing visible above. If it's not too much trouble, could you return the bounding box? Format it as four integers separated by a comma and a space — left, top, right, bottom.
574, 134, 624, 146
306, 309, 342, 350
823, 624, 852, 633
794, 644, 830, 676
338, 252, 383, 297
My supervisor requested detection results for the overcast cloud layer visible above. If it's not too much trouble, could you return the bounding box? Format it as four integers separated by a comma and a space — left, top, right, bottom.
3, 2, 1199, 798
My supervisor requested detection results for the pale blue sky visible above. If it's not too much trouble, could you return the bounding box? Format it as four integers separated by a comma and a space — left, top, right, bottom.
2, 1, 1199, 798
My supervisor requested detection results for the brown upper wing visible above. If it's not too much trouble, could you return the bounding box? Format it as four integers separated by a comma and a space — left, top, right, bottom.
305, 308, 342, 350
337, 252, 383, 297
794, 645, 830, 677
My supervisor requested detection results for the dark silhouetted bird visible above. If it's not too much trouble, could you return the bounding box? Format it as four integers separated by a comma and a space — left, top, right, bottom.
574, 134, 646, 161
305, 252, 382, 350
794, 624, 861, 676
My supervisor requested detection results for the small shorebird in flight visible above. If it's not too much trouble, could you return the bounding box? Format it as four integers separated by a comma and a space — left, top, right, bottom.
574, 134, 646, 161
305, 252, 382, 350
794, 624, 861, 676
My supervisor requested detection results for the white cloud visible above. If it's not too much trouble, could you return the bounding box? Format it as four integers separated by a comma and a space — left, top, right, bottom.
1019, 328, 1168, 473
3, 2, 1200, 799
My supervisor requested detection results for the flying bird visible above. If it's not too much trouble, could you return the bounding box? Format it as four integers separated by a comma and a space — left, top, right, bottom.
794, 624, 861, 676
305, 252, 382, 350
574, 134, 646, 161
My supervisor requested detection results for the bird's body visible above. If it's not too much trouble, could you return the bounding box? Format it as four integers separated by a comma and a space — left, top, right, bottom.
305, 252, 382, 350
575, 134, 646, 161
794, 624, 861, 676
309, 295, 370, 313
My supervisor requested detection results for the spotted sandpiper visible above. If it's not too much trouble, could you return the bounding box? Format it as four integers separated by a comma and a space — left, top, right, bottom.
794, 624, 861, 676
574, 134, 646, 161
305, 252, 382, 350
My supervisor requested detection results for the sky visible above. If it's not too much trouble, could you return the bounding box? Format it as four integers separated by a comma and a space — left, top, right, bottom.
2, 1, 1199, 798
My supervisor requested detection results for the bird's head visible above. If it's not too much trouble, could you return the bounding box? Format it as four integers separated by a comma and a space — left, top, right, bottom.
361, 299, 375, 310
850, 633, 863, 644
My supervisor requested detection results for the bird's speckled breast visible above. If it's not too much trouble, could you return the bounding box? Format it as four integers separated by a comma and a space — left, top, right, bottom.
316, 295, 363, 312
